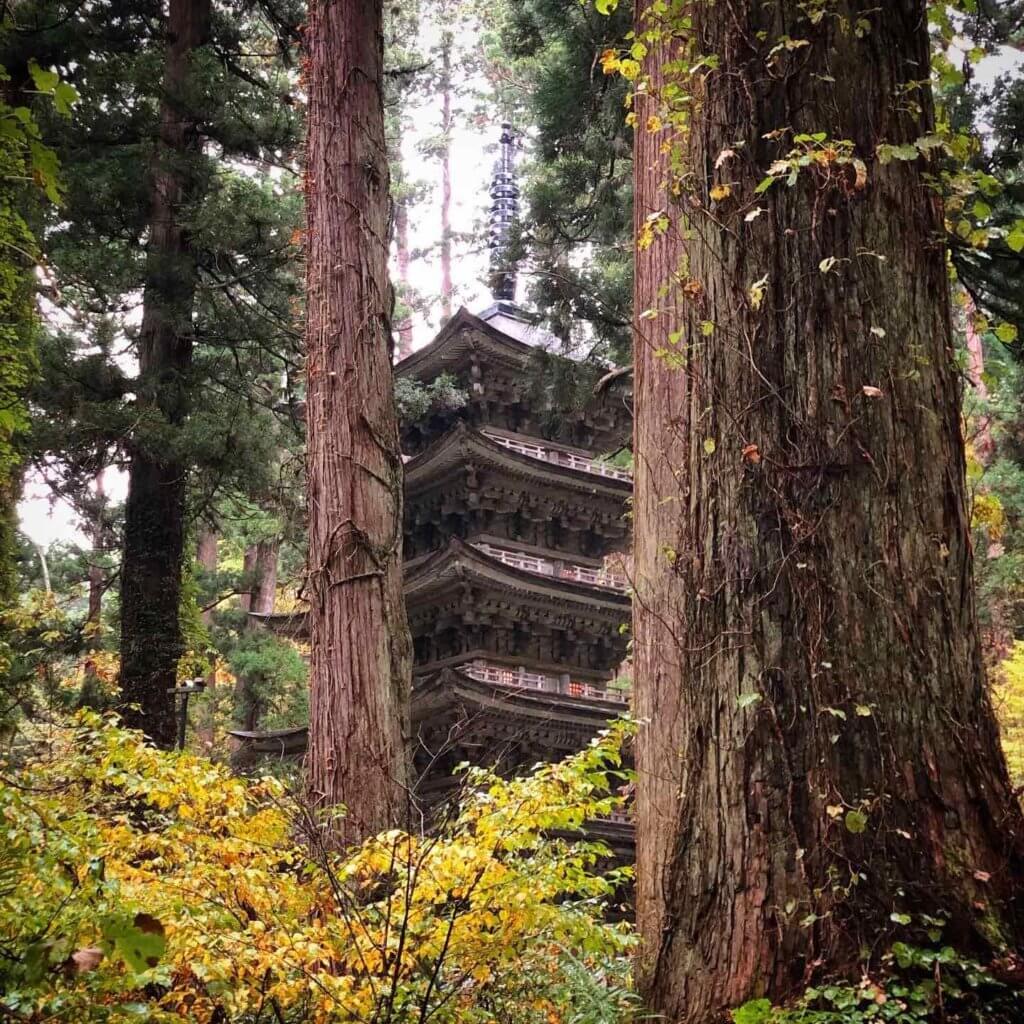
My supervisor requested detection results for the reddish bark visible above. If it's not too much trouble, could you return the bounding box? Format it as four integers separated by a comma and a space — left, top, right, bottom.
632, 3, 1024, 1020
303, 0, 413, 842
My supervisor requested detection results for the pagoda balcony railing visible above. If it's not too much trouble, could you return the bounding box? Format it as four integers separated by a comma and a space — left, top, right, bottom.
481, 430, 632, 482
598, 805, 634, 825
463, 659, 628, 704
473, 542, 629, 593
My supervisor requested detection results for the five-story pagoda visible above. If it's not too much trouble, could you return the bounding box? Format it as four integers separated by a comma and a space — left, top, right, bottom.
237, 125, 633, 826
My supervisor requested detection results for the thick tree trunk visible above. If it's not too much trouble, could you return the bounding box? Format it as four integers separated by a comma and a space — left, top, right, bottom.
118, 0, 210, 749
395, 194, 415, 360
303, 0, 413, 843
439, 36, 453, 321
632, 3, 1024, 1019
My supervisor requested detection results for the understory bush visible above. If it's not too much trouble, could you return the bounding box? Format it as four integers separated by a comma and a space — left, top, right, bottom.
0, 713, 636, 1023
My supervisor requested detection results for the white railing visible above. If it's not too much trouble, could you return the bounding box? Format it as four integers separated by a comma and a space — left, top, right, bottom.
482, 431, 633, 482
474, 543, 629, 593
462, 659, 628, 704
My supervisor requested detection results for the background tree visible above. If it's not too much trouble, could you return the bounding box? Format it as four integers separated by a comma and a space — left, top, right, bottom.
485, 0, 632, 354
627, 2, 1024, 1020
303, 0, 413, 840
3, 0, 304, 745
116, 0, 212, 746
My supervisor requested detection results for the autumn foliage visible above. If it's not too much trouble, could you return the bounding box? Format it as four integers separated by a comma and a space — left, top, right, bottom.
0, 713, 635, 1023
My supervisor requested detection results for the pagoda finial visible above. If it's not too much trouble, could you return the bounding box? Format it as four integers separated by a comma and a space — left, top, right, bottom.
488, 121, 520, 303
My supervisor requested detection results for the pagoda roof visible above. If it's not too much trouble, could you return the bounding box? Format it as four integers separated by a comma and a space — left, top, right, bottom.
414, 665, 627, 727
250, 534, 630, 642
404, 537, 630, 619
227, 663, 626, 758
405, 422, 632, 502
248, 609, 308, 641
396, 306, 558, 383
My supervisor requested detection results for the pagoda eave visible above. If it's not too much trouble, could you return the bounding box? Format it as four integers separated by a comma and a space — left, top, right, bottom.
405, 423, 631, 500
405, 538, 630, 621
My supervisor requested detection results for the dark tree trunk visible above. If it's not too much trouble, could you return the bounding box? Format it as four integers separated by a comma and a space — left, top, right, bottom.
119, 0, 211, 749
632, 3, 1024, 1019
395, 194, 414, 360
303, 0, 413, 843
439, 35, 453, 321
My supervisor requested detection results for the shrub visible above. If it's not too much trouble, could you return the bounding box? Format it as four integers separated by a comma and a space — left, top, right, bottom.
0, 712, 636, 1023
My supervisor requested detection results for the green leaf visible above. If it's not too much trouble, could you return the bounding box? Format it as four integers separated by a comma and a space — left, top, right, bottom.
732, 999, 774, 1024
102, 912, 166, 975
28, 60, 59, 95
1007, 227, 1024, 254
53, 81, 79, 116
995, 323, 1018, 344
594, 0, 618, 14
737, 692, 762, 711
28, 140, 62, 204
845, 810, 868, 834
890, 912, 912, 926
703, 437, 716, 455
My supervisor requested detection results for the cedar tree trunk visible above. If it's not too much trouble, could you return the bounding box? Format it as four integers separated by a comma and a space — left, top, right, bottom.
632, 3, 1024, 1020
303, 0, 413, 843
119, 0, 211, 748
395, 194, 414, 360
86, 473, 107, 632
234, 538, 278, 736
439, 35, 453, 321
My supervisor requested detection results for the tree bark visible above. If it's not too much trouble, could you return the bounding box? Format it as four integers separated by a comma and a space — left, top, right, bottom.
86, 473, 107, 631
195, 527, 218, 749
632, 3, 1024, 1019
395, 193, 415, 359
303, 0, 413, 843
118, 0, 211, 749
439, 35, 453, 321
234, 538, 278, 738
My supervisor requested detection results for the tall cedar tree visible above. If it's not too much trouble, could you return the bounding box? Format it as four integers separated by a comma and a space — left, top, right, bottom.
118, 0, 211, 746
304, 0, 412, 839
631, 2, 1024, 1019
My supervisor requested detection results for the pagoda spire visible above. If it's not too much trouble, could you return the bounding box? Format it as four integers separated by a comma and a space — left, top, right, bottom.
488, 122, 520, 303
